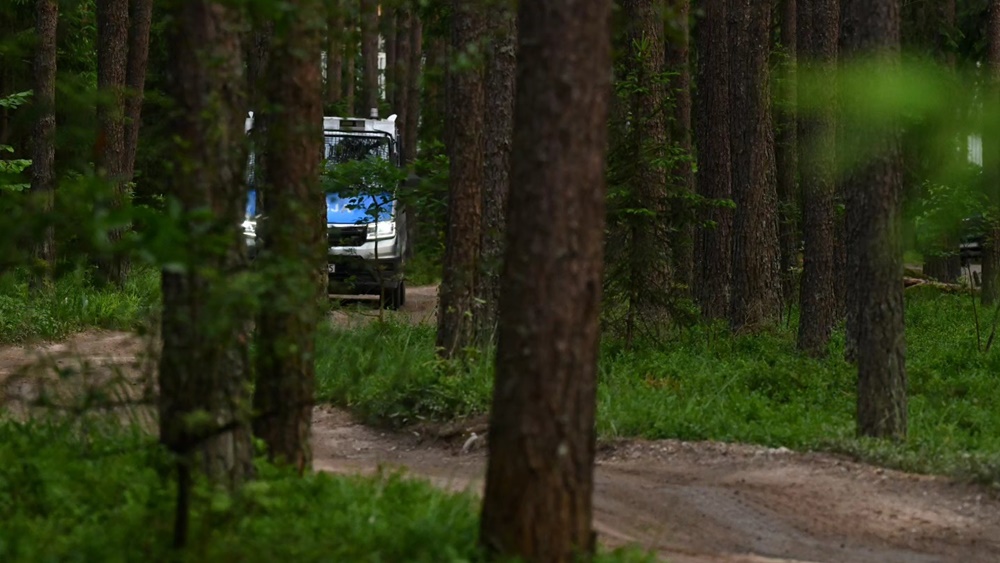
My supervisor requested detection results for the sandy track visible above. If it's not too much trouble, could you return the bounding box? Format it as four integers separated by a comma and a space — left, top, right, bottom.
3, 291, 1000, 562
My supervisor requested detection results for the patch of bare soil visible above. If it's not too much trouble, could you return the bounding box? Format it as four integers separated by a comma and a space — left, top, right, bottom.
4, 312, 1000, 563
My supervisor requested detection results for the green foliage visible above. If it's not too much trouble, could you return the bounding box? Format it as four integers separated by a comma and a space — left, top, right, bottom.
0, 266, 159, 344
316, 319, 492, 425
402, 143, 450, 285
0, 421, 478, 562
317, 291, 1000, 487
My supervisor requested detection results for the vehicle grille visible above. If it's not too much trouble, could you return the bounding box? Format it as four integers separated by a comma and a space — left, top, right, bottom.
328, 225, 367, 247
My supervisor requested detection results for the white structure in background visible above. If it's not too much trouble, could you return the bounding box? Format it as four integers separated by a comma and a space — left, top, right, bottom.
968, 134, 983, 167
319, 41, 389, 102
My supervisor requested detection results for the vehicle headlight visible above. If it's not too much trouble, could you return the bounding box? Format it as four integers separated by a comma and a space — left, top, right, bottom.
367, 220, 395, 241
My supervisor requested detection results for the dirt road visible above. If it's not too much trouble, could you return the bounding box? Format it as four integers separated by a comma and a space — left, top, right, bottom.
312, 406, 1000, 563
2, 289, 1000, 562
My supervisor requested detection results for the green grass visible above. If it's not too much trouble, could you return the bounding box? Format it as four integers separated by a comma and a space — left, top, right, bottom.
0, 267, 160, 344
316, 288, 1000, 487
0, 421, 653, 562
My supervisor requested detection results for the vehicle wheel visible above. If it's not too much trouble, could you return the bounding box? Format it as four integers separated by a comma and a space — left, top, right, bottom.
397, 280, 406, 308
382, 283, 402, 310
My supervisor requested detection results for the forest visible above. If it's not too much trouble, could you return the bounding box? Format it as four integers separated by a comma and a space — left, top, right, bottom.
1, 0, 999, 561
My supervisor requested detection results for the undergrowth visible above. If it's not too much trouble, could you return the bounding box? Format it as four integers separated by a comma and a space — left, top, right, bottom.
0, 267, 159, 344
0, 421, 653, 562
316, 287, 1000, 487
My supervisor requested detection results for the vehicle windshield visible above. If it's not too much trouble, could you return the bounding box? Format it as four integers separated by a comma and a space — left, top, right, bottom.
324, 133, 391, 165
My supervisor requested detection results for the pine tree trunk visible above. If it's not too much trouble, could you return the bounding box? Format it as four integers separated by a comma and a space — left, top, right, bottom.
253, 0, 325, 473
982, 1, 1000, 305
728, 0, 781, 332
796, 0, 838, 356
404, 13, 422, 164
436, 0, 485, 358
478, 0, 516, 344
159, 0, 255, 486
383, 6, 397, 110
776, 0, 798, 309
326, 0, 344, 109
842, 0, 908, 441
360, 0, 379, 115
32, 0, 58, 277
96, 0, 130, 287
395, 9, 411, 135
123, 0, 153, 182
344, 3, 357, 114
479, 0, 612, 558
620, 0, 670, 340
666, 0, 694, 292
694, 0, 733, 321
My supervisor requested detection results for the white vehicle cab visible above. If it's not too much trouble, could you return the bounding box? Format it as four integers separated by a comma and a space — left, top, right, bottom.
243, 112, 409, 309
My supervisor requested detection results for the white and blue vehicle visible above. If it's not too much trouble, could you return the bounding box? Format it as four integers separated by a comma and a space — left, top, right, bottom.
243, 114, 409, 309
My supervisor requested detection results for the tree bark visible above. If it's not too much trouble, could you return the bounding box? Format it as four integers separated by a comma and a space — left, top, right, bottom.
253, 0, 325, 473
478, 0, 612, 559
395, 8, 412, 137
360, 0, 379, 115
436, 0, 484, 358
32, 0, 58, 276
383, 5, 397, 110
841, 0, 908, 440
776, 0, 799, 308
404, 13, 422, 164
694, 0, 733, 321
123, 0, 153, 182
344, 2, 357, 114
326, 0, 344, 109
728, 0, 781, 332
666, 0, 694, 292
796, 0, 838, 356
96, 0, 130, 287
159, 0, 255, 486
478, 0, 516, 344
981, 1, 1000, 305
617, 0, 671, 342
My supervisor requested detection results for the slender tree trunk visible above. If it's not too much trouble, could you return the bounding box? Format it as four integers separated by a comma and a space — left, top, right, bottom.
419, 36, 446, 147
796, 0, 838, 356
326, 0, 344, 109
360, 0, 379, 115
436, 0, 485, 358
478, 0, 516, 343
253, 0, 325, 473
404, 13, 422, 164
479, 0, 612, 558
776, 0, 799, 308
728, 0, 781, 332
666, 0, 694, 291
395, 9, 412, 135
620, 0, 670, 341
159, 0, 255, 487
842, 0, 907, 440
344, 3, 357, 114
123, 0, 152, 182
32, 0, 58, 277
96, 0, 130, 287
383, 6, 397, 109
982, 1, 1000, 305
694, 0, 733, 321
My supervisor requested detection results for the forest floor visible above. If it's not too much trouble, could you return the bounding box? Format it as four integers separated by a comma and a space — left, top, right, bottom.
1, 286, 999, 562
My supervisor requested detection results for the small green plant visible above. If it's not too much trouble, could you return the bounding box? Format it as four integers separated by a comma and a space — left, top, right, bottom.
0, 266, 160, 344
